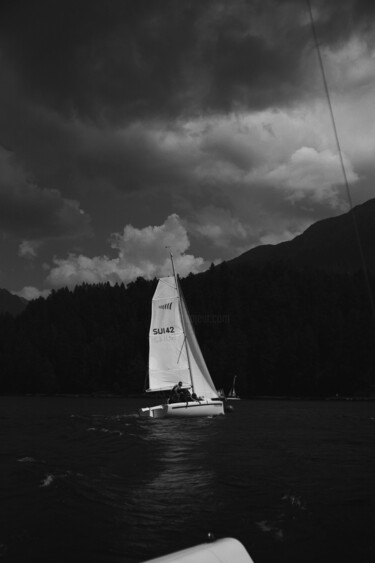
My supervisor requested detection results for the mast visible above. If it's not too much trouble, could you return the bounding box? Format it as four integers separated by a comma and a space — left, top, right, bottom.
168, 249, 195, 394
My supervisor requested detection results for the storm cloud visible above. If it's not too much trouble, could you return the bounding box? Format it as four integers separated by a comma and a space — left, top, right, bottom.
0, 0, 374, 295
1, 0, 373, 120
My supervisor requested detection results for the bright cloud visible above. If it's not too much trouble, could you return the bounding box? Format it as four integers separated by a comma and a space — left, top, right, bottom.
14, 286, 51, 300
188, 206, 248, 249
165, 102, 365, 205
18, 240, 41, 259
46, 214, 207, 289
324, 37, 375, 93
264, 146, 358, 207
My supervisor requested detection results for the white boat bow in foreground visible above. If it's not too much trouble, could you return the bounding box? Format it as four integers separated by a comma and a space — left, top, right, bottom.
143, 537, 253, 562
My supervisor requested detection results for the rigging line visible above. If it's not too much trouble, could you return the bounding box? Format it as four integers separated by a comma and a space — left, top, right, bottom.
306, 0, 375, 323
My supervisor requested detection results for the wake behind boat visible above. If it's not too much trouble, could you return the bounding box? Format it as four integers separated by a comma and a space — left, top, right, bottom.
139, 253, 225, 418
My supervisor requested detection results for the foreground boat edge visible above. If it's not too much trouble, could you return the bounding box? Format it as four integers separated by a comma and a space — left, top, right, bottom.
143, 537, 254, 562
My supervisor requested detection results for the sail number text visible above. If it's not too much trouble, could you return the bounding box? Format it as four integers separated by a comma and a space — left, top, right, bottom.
153, 327, 175, 335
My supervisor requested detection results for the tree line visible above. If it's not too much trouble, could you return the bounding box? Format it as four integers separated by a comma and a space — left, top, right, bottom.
0, 260, 374, 397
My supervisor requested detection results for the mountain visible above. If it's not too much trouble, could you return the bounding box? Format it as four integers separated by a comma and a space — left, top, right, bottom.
231, 199, 375, 273
0, 289, 27, 316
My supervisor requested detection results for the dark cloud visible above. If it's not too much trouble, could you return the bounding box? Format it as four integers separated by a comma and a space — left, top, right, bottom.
1, 0, 373, 122
312, 0, 375, 45
75, 124, 196, 193
0, 0, 374, 294
0, 0, 208, 119
0, 147, 91, 242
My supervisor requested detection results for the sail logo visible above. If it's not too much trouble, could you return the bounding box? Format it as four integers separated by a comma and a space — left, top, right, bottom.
159, 302, 172, 310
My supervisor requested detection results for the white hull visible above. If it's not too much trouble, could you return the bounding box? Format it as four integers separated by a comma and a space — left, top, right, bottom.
139, 399, 225, 418
144, 537, 253, 562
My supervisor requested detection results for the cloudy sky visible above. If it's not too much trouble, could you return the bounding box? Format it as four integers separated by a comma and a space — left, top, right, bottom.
1, 0, 374, 298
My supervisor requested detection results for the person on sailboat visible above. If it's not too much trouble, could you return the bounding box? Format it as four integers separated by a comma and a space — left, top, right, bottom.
170, 381, 184, 403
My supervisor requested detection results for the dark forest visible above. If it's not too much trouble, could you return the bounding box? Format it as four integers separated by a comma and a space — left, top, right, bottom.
0, 260, 374, 398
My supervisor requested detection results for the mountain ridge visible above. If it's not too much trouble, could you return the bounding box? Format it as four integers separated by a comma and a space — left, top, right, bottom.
229, 198, 375, 273
0, 289, 27, 316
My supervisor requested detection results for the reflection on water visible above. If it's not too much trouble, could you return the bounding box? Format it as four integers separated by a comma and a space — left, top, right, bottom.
123, 418, 217, 557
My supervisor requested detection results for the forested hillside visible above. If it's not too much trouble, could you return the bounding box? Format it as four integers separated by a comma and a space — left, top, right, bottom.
232, 199, 375, 274
1, 260, 374, 397
0, 289, 27, 316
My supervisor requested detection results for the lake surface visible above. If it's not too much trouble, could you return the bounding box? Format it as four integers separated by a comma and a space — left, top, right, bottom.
1, 396, 375, 562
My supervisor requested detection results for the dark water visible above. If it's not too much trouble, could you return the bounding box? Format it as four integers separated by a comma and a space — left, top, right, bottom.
1, 397, 375, 563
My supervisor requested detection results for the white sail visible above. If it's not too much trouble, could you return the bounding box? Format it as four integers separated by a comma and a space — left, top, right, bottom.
180, 293, 218, 399
148, 275, 218, 399
148, 276, 190, 391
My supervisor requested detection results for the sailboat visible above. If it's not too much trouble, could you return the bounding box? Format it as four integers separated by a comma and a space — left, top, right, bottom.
217, 388, 226, 399
227, 375, 240, 400
139, 253, 225, 418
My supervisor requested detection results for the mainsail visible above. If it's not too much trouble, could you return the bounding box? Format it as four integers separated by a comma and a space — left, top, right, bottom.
148, 276, 218, 399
